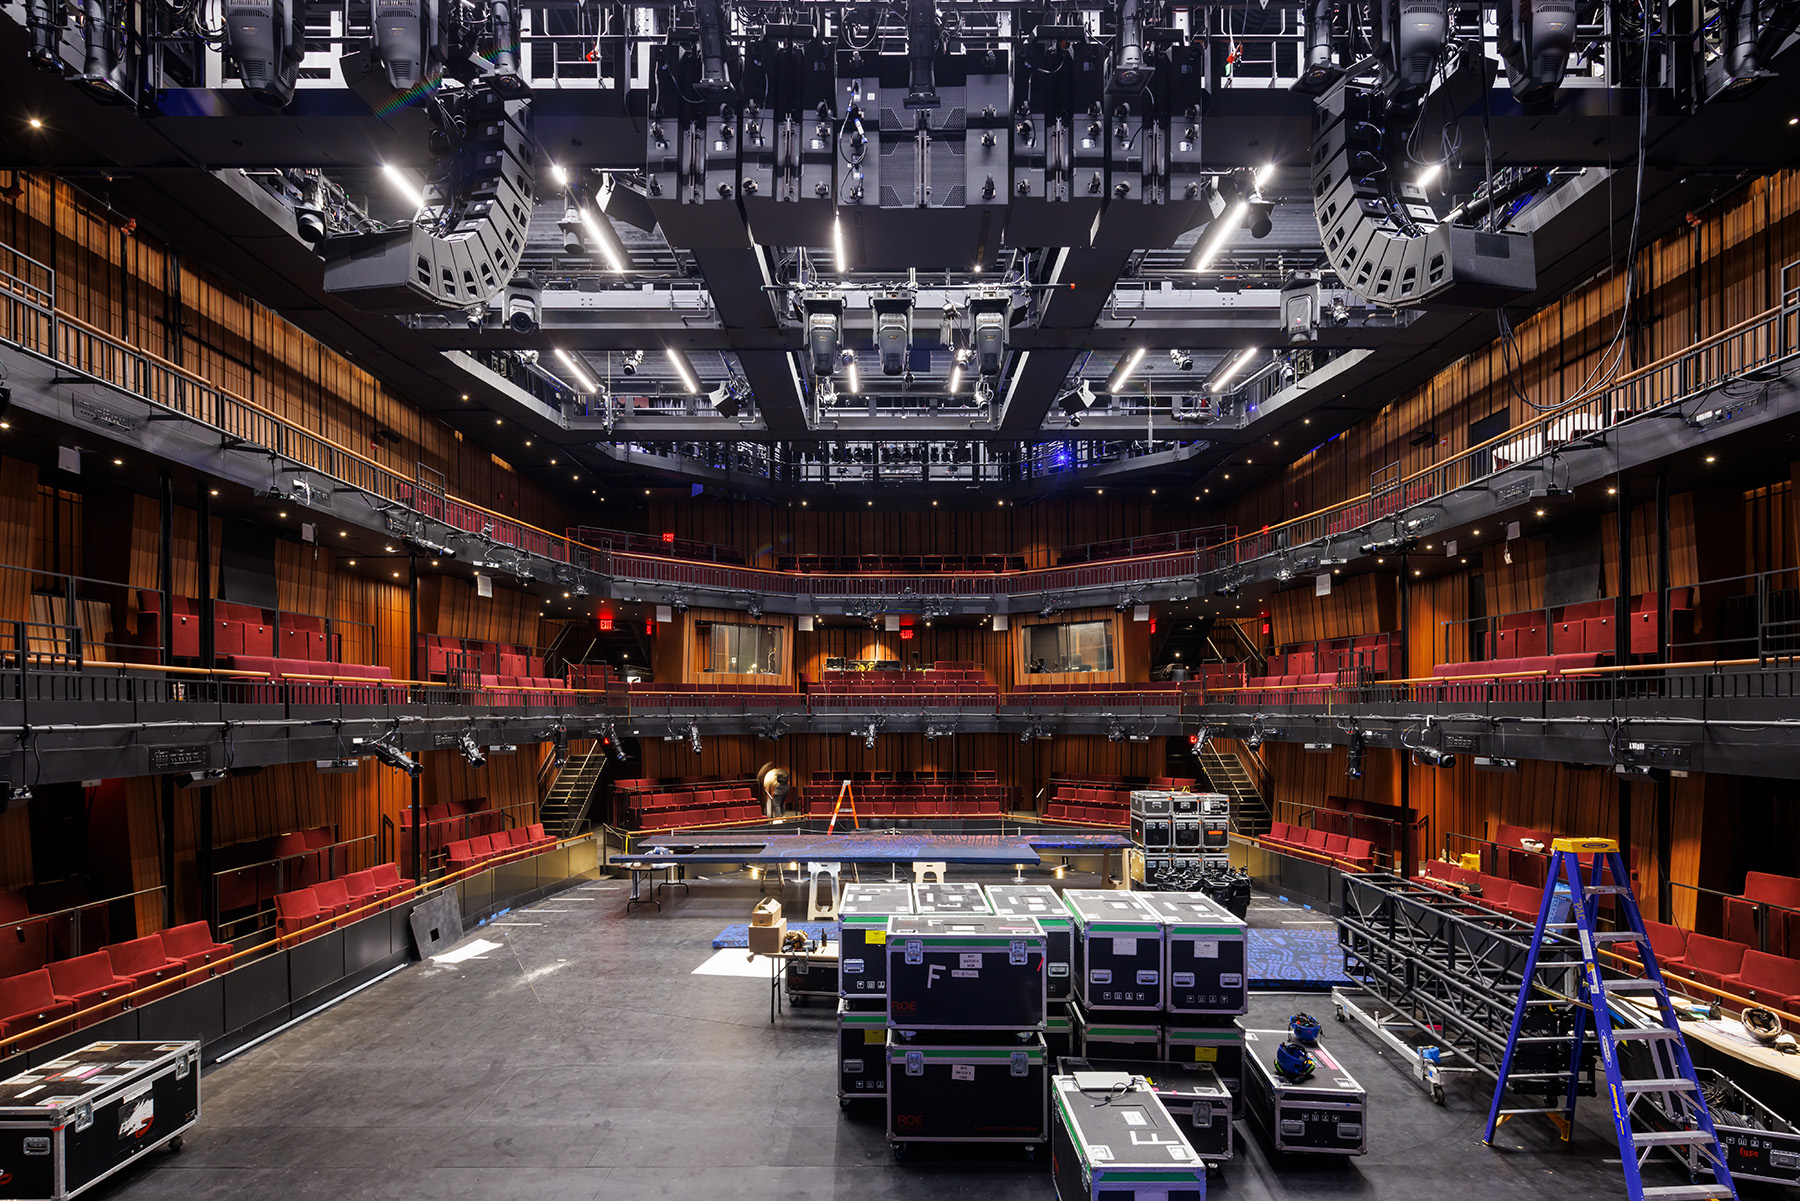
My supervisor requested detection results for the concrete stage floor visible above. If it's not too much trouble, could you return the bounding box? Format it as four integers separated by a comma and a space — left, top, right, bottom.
103, 867, 1714, 1200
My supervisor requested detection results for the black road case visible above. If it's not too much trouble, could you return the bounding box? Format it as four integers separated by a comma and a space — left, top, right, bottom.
886, 915, 1047, 1031
1050, 1072, 1206, 1201
839, 883, 914, 1000
1057, 1057, 1233, 1166
1687, 1067, 1800, 1188
1070, 999, 1161, 1062
783, 942, 839, 1002
1139, 892, 1247, 1016
1241, 1028, 1367, 1155
1045, 1002, 1075, 1061
1064, 890, 1163, 1012
911, 882, 991, 915
0, 1040, 200, 1200
887, 1033, 1048, 1150
1163, 1020, 1245, 1114
986, 885, 1073, 1000
838, 998, 890, 1102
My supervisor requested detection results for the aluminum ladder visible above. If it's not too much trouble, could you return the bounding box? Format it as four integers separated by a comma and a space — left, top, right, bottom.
1482, 837, 1738, 1201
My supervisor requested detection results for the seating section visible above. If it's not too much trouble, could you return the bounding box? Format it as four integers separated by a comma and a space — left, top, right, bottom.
1263, 633, 1399, 682
399, 799, 506, 869
1724, 949, 1800, 1016
1723, 871, 1800, 957
105, 935, 181, 1004
1056, 525, 1235, 565
274, 888, 331, 944
158, 922, 234, 975
216, 825, 345, 916
1262, 821, 1376, 870
415, 634, 554, 684
804, 771, 1014, 820
445, 825, 555, 873
224, 655, 400, 704
1429, 591, 1696, 684
777, 553, 1026, 573
1041, 775, 1195, 825
1679, 933, 1749, 993
135, 590, 338, 664
620, 778, 766, 829
810, 665, 999, 706
0, 969, 75, 1043
46, 951, 133, 1027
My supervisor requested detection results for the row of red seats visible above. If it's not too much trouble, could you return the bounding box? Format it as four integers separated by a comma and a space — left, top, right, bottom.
417, 634, 545, 680
0, 922, 233, 1043
1481, 591, 1693, 659
137, 592, 336, 663
633, 787, 762, 828
1324, 478, 1434, 535
1267, 635, 1396, 678
1011, 681, 1179, 693
1430, 653, 1604, 688
446, 826, 555, 873
225, 655, 398, 702
273, 864, 411, 944
1263, 822, 1375, 869
632, 682, 794, 693
218, 825, 347, 915
1041, 802, 1127, 826
1724, 871, 1800, 957
805, 797, 1008, 818
472, 674, 571, 702
398, 800, 507, 863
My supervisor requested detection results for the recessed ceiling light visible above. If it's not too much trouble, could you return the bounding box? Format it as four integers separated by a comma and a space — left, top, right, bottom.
1413, 570, 1421, 576
432, 559, 439, 567
1303, 418, 1310, 424
347, 559, 356, 566
28, 118, 42, 130
495, 419, 502, 425
113, 458, 123, 465
279, 511, 287, 518
461, 393, 470, 400
339, 531, 347, 537
1790, 116, 1799, 125
392, 571, 400, 578
1535, 509, 1545, 517
1607, 486, 1618, 495
1223, 474, 1230, 480
385, 545, 394, 552
1471, 529, 1480, 535
1705, 455, 1716, 463
209, 489, 219, 496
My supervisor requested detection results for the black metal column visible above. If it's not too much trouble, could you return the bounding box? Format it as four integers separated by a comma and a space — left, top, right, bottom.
197, 484, 214, 670
1656, 773, 1674, 924
199, 782, 216, 934
158, 472, 174, 664
160, 775, 176, 929
1656, 467, 1671, 664
409, 554, 423, 882
1617, 777, 1632, 883
1396, 554, 1413, 879
1614, 477, 1631, 665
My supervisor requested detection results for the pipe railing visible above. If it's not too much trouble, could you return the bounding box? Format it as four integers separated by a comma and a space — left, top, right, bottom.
213, 833, 380, 939
0, 884, 166, 966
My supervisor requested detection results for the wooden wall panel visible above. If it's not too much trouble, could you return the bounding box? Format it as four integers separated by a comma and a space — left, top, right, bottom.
631, 733, 1170, 810
0, 457, 37, 627
1269, 573, 1396, 646
794, 622, 1011, 684
418, 574, 545, 649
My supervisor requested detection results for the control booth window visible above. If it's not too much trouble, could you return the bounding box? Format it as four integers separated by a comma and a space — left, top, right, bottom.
1025, 620, 1114, 674
704, 622, 784, 675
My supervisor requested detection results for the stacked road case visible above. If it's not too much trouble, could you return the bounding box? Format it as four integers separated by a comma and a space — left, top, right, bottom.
836, 883, 915, 1106
1051, 1071, 1208, 1201
885, 913, 1050, 1157
1240, 1027, 1368, 1155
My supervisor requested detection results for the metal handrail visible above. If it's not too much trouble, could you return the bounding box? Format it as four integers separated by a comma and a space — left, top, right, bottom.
0, 884, 166, 963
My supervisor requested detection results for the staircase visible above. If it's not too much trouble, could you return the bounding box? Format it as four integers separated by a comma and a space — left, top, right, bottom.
539, 748, 608, 839
1199, 741, 1272, 837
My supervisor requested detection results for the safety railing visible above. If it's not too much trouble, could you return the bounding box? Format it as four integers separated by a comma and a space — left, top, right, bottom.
1283, 801, 1402, 866
1666, 878, 1800, 956
1199, 282, 1800, 576
213, 833, 379, 939
1056, 525, 1238, 566
0, 884, 166, 970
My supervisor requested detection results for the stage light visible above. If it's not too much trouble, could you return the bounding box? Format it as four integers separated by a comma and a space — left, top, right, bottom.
1192, 202, 1246, 272
370, 740, 422, 777
555, 348, 599, 394
550, 162, 569, 187
1170, 350, 1193, 371
1108, 348, 1146, 394
504, 276, 540, 332
381, 163, 425, 210
688, 722, 703, 754
969, 294, 1010, 375
1416, 162, 1442, 187
622, 350, 643, 375
1212, 348, 1261, 391
873, 293, 914, 376
1245, 200, 1274, 239
457, 731, 487, 769
665, 348, 699, 394
577, 205, 629, 272
803, 293, 845, 377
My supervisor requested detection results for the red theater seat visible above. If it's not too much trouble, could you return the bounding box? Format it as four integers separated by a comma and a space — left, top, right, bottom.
158, 922, 234, 976
1678, 933, 1748, 994
1724, 871, 1800, 957
370, 863, 409, 896
446, 840, 483, 872
275, 889, 331, 944
47, 951, 134, 1025
342, 870, 385, 912
106, 936, 181, 1003
0, 969, 76, 1042
311, 878, 353, 919
1724, 950, 1800, 1016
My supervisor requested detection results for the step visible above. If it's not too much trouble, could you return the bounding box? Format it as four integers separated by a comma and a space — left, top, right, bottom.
1640, 1186, 1733, 1200
1593, 931, 1646, 943
1632, 1131, 1719, 1147
1614, 1027, 1678, 1040
1497, 1106, 1571, 1116
1620, 1079, 1699, 1094
1583, 885, 1629, 895
1599, 979, 1666, 993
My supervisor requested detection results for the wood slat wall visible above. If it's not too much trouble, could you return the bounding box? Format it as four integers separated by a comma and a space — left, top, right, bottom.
417, 574, 548, 651
1220, 174, 1800, 538
794, 622, 1011, 685
1268, 573, 1396, 647
631, 733, 1169, 808
0, 458, 38, 628
0, 175, 570, 536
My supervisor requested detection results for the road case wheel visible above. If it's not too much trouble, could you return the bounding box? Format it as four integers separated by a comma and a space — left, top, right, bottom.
892, 1142, 908, 1161
1432, 1084, 1446, 1105
167, 1135, 183, 1153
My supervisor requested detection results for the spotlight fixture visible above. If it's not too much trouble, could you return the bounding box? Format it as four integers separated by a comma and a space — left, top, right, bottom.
1345, 729, 1365, 778
688, 722, 703, 754
1169, 349, 1193, 371
175, 768, 229, 789
968, 294, 1010, 375
622, 350, 644, 376
1060, 378, 1098, 416
872, 291, 915, 376
1412, 746, 1456, 768
1107, 722, 1126, 743
457, 731, 487, 769
804, 293, 846, 378
503, 276, 541, 332
370, 740, 422, 777
861, 722, 879, 749
8, 785, 30, 804
1244, 199, 1274, 239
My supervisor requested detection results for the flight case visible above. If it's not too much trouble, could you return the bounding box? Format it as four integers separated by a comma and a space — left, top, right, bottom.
986, 885, 1073, 1000
1050, 1071, 1206, 1201
1163, 1020, 1246, 1114
1057, 1056, 1233, 1165
1063, 890, 1163, 1012
887, 1033, 1048, 1150
886, 915, 1047, 1031
1138, 892, 1247, 1016
1241, 1028, 1367, 1155
911, 882, 990, 915
838, 998, 889, 1101
0, 1040, 200, 1200
838, 883, 914, 1000
1070, 998, 1160, 1062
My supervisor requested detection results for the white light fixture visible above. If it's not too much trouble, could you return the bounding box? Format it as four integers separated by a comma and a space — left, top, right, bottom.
1417, 163, 1442, 187
833, 215, 847, 273
577, 206, 628, 273
1109, 347, 1147, 394
1253, 163, 1276, 189
948, 364, 962, 393
845, 354, 860, 394
550, 162, 570, 187
555, 348, 599, 393
1192, 201, 1246, 272
665, 348, 699, 394
381, 164, 425, 210
1213, 348, 1260, 389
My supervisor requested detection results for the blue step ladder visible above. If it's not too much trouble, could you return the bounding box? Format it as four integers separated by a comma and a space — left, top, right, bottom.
1482, 837, 1738, 1201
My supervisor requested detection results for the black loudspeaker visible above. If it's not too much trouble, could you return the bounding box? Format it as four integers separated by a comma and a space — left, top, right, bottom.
1311, 79, 1535, 309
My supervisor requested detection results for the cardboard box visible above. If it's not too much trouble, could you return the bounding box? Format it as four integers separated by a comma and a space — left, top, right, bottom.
752, 898, 783, 926
748, 916, 787, 955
